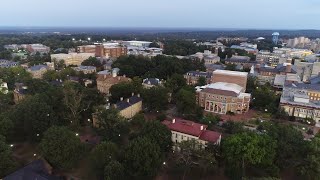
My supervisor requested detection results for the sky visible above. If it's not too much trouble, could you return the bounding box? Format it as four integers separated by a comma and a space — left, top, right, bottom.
0, 0, 319, 29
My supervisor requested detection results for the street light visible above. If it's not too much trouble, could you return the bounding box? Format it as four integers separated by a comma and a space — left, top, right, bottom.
76, 133, 79, 136
163, 162, 166, 165
88, 119, 91, 122
88, 37, 91, 41
33, 153, 37, 157
10, 144, 14, 147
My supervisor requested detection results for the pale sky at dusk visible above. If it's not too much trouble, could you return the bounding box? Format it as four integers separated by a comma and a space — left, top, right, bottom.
0, 0, 319, 29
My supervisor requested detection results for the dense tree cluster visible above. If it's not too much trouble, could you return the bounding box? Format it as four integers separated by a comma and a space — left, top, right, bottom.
112, 55, 205, 79
163, 40, 213, 56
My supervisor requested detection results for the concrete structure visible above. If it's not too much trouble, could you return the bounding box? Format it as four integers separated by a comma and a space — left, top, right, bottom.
287, 37, 311, 48
280, 83, 320, 125
72, 66, 96, 74
27, 65, 50, 79
196, 82, 251, 114
273, 73, 301, 89
256, 50, 288, 67
142, 78, 162, 89
115, 94, 142, 119
294, 60, 320, 82
162, 118, 222, 149
77, 45, 127, 58
224, 56, 254, 69
256, 63, 297, 85
51, 53, 95, 66
184, 71, 212, 85
212, 70, 248, 91
96, 69, 131, 94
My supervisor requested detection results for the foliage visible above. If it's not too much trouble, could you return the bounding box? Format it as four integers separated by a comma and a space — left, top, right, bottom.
96, 108, 129, 143
112, 55, 205, 79
0, 92, 14, 113
200, 114, 220, 128
174, 140, 218, 178
165, 73, 187, 93
138, 121, 172, 153
81, 57, 102, 69
104, 160, 125, 180
89, 142, 119, 178
196, 76, 207, 86
0, 67, 32, 89
39, 126, 85, 170
8, 94, 57, 142
124, 137, 163, 178
251, 84, 279, 114
109, 80, 141, 103
222, 132, 277, 179
0, 135, 17, 177
163, 40, 212, 56
141, 86, 169, 111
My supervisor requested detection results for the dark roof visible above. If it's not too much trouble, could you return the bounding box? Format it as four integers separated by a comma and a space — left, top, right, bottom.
186, 71, 212, 78
116, 95, 142, 111
286, 83, 320, 91
260, 64, 297, 74
143, 78, 160, 86
4, 159, 61, 180
225, 58, 250, 63
29, 65, 48, 71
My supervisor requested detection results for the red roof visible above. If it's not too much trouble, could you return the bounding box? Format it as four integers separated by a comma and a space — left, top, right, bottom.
199, 130, 221, 143
162, 118, 221, 143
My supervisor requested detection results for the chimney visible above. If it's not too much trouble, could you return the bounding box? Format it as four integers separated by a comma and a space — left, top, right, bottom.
200, 125, 204, 131
137, 93, 140, 97
120, 97, 123, 101
132, 92, 134, 96
285, 64, 292, 73
123, 74, 126, 78
172, 118, 176, 123
118, 77, 120, 80
127, 98, 130, 103
104, 75, 107, 79
113, 104, 117, 109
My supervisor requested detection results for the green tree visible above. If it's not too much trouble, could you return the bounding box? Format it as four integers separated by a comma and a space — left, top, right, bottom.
300, 135, 320, 180
81, 57, 102, 69
139, 121, 172, 153
176, 88, 197, 114
96, 108, 129, 143
0, 135, 17, 177
9, 95, 56, 141
196, 76, 207, 86
39, 126, 85, 170
89, 142, 119, 178
124, 137, 163, 178
165, 73, 187, 93
109, 82, 139, 103
175, 140, 218, 179
104, 160, 125, 180
222, 132, 277, 179
141, 86, 169, 111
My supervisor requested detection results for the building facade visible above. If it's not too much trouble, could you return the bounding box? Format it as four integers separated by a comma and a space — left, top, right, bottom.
27, 65, 50, 79
162, 118, 222, 149
184, 71, 212, 85
115, 95, 142, 119
96, 69, 131, 94
72, 66, 97, 74
280, 83, 320, 126
51, 53, 95, 66
196, 82, 251, 114
77, 45, 127, 58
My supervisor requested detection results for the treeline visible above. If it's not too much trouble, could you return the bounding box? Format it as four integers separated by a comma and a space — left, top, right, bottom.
112, 55, 205, 79
163, 40, 214, 56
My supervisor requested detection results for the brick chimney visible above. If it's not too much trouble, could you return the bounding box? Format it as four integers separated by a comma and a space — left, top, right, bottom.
200, 125, 204, 131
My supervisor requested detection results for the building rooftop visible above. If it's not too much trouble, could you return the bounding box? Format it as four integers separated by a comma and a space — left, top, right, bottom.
3, 159, 60, 180
162, 118, 221, 143
28, 65, 48, 71
143, 78, 161, 86
116, 95, 142, 111
186, 71, 212, 78
213, 70, 248, 77
198, 82, 243, 94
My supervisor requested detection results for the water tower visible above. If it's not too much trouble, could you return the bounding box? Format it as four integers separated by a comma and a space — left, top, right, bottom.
272, 32, 280, 44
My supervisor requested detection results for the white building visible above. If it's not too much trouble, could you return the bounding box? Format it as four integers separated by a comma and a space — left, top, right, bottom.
0, 80, 8, 94
162, 118, 222, 149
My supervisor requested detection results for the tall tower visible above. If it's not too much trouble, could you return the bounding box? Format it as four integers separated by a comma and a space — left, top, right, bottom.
272, 32, 280, 45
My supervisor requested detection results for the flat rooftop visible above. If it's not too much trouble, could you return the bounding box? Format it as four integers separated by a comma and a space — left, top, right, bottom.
213, 70, 248, 77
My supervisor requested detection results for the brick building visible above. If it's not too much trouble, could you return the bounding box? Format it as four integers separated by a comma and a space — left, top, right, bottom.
96, 69, 131, 94
115, 94, 143, 119
196, 82, 251, 114
184, 71, 212, 85
77, 45, 127, 58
